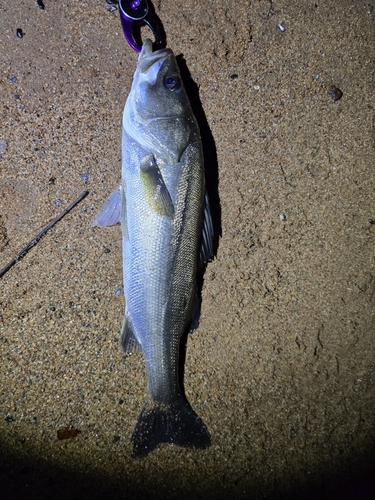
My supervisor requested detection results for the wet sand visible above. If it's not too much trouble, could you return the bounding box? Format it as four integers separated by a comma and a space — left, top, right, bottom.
1, 1, 375, 498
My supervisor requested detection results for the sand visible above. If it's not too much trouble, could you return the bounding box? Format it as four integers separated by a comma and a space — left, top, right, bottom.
1, 0, 374, 498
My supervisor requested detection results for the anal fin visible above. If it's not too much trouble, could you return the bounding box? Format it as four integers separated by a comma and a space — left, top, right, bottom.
120, 314, 142, 354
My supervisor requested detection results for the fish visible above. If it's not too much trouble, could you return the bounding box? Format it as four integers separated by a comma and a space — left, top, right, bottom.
93, 39, 213, 457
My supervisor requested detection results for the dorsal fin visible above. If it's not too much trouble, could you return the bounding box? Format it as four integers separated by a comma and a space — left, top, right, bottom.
199, 192, 214, 268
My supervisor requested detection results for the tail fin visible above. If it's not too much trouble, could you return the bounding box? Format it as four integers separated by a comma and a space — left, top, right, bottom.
131, 396, 211, 458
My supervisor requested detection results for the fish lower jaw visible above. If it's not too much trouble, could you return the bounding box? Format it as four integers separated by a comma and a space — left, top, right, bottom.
139, 39, 172, 60
138, 51, 172, 75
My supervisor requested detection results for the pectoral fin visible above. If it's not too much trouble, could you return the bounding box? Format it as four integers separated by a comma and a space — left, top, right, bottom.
92, 187, 122, 227
140, 155, 174, 219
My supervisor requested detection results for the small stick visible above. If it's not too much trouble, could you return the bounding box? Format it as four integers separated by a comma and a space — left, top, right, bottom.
0, 190, 89, 279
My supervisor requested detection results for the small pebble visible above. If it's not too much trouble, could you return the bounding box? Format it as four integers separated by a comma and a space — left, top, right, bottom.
106, 0, 118, 4
0, 140, 7, 154
279, 214, 287, 221
369, 219, 374, 225
327, 85, 343, 101
57, 427, 81, 440
106, 5, 117, 11
54, 198, 61, 206
277, 24, 285, 32
16, 28, 24, 38
115, 287, 122, 296
9, 75, 17, 83
5, 416, 14, 423
81, 172, 89, 183
37, 0, 45, 9
230, 74, 238, 80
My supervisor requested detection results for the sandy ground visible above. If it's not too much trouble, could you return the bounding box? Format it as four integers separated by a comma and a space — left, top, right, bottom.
1, 0, 375, 498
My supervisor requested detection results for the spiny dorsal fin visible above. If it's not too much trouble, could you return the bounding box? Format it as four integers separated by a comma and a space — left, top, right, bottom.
199, 192, 214, 267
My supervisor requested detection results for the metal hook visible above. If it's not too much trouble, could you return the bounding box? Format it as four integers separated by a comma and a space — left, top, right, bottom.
118, 0, 166, 52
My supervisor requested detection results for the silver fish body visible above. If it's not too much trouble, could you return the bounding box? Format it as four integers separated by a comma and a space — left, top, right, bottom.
94, 40, 213, 456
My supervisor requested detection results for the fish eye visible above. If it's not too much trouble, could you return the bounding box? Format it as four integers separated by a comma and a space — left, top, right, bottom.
164, 75, 181, 91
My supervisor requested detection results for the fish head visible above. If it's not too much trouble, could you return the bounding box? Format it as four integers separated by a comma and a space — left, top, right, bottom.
124, 39, 198, 162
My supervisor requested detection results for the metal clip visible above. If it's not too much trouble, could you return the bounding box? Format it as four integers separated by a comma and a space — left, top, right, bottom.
118, 0, 165, 52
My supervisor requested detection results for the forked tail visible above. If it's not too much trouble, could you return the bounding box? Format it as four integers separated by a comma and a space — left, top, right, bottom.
131, 395, 211, 457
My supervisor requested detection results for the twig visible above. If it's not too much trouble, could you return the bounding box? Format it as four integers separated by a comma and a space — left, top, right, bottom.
0, 190, 89, 278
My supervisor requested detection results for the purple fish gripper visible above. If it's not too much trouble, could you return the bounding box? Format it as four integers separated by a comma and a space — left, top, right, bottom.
119, 0, 149, 52
119, 0, 164, 52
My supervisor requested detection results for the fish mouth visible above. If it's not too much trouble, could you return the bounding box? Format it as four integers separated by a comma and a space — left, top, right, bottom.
137, 39, 172, 76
